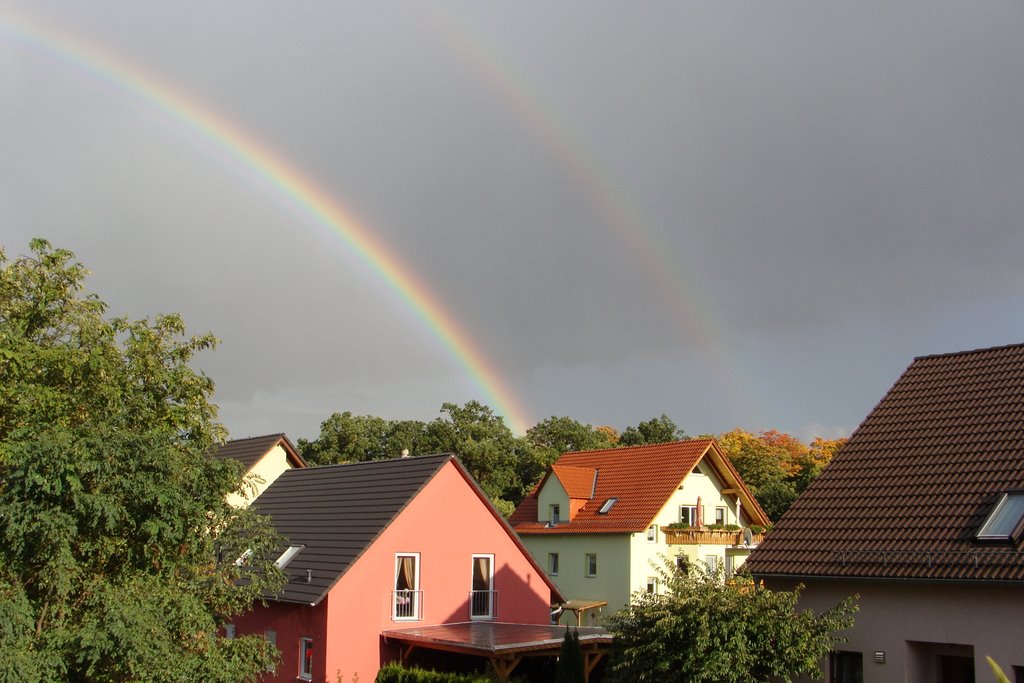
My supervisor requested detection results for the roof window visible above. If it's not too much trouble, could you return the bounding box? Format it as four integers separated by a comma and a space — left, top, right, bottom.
976, 492, 1024, 541
597, 498, 618, 514
274, 545, 304, 569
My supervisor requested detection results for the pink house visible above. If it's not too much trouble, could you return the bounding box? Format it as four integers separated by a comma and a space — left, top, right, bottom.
231, 453, 597, 683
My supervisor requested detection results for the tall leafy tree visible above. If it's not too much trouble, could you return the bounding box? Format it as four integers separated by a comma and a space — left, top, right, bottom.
714, 429, 800, 521
619, 414, 686, 446
606, 562, 857, 682
713, 429, 845, 520
297, 411, 428, 465
526, 416, 617, 454
420, 401, 529, 515
0, 240, 283, 681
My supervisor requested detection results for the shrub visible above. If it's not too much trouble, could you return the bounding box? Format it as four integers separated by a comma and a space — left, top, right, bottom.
374, 663, 495, 683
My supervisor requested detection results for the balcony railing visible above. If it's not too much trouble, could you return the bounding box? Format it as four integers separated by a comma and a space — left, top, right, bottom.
470, 590, 497, 619
392, 590, 422, 620
661, 527, 765, 546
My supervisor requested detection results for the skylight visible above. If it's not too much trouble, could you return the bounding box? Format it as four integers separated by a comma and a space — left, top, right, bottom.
598, 498, 618, 514
976, 492, 1024, 541
274, 545, 304, 569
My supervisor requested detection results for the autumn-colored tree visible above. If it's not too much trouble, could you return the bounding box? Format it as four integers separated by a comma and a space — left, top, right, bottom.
713, 428, 845, 521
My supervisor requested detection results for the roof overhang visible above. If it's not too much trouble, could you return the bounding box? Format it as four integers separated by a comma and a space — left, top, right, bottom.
382, 622, 612, 679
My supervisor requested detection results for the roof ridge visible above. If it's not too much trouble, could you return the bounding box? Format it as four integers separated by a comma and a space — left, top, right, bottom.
223, 433, 287, 443
568, 437, 713, 456
300, 452, 455, 473
913, 342, 1024, 362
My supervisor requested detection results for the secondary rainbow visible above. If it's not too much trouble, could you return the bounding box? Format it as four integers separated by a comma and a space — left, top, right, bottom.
433, 9, 763, 423
0, 9, 532, 434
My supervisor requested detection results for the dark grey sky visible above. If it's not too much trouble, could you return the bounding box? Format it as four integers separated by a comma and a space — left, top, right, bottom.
3, 1, 1023, 441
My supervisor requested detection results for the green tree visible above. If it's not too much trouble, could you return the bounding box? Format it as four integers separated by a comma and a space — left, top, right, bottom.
526, 416, 617, 454
554, 628, 585, 683
0, 240, 283, 681
420, 401, 528, 515
298, 411, 428, 465
606, 561, 857, 682
619, 414, 685, 446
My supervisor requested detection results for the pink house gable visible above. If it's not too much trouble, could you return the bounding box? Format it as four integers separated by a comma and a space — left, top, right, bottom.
232, 455, 561, 683
324, 460, 554, 680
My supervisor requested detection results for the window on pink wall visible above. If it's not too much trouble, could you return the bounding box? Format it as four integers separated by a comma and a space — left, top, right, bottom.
470, 554, 494, 619
394, 553, 421, 620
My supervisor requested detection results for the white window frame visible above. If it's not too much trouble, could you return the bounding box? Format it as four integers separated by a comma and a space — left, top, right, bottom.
646, 576, 658, 594
705, 555, 718, 575
977, 491, 1024, 540
548, 552, 559, 576
550, 504, 561, 525
680, 505, 697, 526
470, 553, 495, 620
585, 553, 597, 577
715, 507, 726, 526
647, 523, 658, 542
299, 637, 314, 681
393, 552, 421, 621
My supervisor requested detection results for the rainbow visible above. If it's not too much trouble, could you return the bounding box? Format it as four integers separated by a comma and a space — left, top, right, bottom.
432, 9, 763, 424
0, 8, 533, 434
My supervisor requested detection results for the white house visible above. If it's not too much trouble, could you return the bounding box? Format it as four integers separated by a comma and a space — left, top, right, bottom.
509, 439, 769, 624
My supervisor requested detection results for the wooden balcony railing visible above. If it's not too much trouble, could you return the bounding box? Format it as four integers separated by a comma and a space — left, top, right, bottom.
661, 527, 765, 546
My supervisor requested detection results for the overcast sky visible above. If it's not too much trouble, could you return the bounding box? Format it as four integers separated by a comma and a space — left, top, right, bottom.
3, 2, 1023, 443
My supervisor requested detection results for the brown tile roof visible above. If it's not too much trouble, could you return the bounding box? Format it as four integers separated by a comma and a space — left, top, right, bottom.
509, 439, 768, 535
209, 433, 306, 471
747, 343, 1024, 583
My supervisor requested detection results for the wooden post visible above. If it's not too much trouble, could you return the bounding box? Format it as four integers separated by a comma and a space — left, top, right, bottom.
490, 655, 522, 680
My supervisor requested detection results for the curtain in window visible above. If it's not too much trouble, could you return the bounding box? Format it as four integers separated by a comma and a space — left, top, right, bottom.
473, 557, 490, 591
397, 556, 416, 591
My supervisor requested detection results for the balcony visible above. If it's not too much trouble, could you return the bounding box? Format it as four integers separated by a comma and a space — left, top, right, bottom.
470, 590, 498, 619
661, 526, 765, 546
392, 589, 423, 620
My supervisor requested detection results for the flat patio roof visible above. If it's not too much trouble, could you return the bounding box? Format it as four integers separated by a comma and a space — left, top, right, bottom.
382, 622, 612, 681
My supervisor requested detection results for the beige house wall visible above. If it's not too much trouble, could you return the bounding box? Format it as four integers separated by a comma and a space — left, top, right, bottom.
226, 444, 295, 508
536, 477, 570, 524
521, 534, 630, 625
766, 577, 1024, 683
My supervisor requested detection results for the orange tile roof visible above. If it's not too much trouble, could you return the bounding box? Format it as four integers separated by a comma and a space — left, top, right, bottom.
550, 465, 597, 499
747, 343, 1024, 583
509, 439, 767, 534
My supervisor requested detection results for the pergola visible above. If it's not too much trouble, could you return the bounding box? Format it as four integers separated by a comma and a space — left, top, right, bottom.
382, 622, 612, 681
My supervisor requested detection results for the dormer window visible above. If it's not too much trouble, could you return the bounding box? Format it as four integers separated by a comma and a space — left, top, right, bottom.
550, 504, 561, 525
976, 491, 1024, 541
598, 498, 618, 514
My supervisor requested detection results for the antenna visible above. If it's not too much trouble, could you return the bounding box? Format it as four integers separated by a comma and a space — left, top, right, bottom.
742, 527, 753, 547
